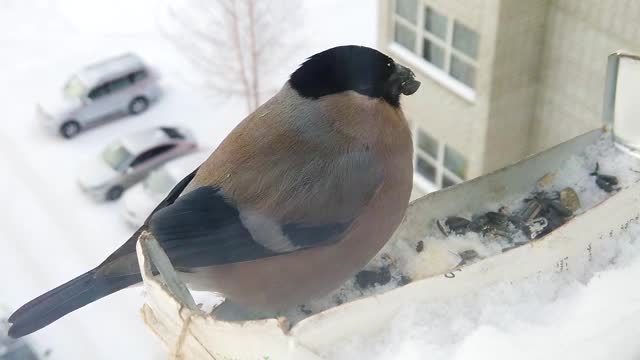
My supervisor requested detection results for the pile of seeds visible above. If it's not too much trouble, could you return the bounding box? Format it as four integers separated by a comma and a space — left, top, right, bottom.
435, 163, 620, 263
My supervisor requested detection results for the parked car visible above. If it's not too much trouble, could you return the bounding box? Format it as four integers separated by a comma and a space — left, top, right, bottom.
121, 150, 210, 227
37, 53, 161, 138
77, 126, 197, 201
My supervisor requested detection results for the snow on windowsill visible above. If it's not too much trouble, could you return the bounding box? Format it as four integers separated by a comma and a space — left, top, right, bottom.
285, 131, 640, 320
388, 42, 477, 104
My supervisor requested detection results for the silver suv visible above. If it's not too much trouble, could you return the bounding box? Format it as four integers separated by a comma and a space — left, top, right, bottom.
37, 53, 161, 138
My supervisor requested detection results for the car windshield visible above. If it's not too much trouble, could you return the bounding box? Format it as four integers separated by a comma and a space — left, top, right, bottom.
102, 142, 132, 170
143, 168, 176, 194
63, 75, 87, 98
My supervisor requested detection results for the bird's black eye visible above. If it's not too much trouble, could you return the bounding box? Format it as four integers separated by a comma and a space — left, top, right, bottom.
386, 62, 392, 68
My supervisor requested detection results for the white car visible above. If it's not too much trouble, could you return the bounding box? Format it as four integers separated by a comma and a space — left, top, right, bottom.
77, 126, 197, 201
37, 53, 161, 138
121, 150, 210, 227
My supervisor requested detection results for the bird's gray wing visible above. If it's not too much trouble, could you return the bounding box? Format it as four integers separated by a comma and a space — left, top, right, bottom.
147, 151, 383, 270
148, 186, 352, 270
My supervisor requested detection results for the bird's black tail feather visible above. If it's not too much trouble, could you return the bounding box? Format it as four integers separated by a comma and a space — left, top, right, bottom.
7, 269, 141, 338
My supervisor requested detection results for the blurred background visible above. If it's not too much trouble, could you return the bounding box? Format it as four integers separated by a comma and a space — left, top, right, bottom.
1, 0, 639, 359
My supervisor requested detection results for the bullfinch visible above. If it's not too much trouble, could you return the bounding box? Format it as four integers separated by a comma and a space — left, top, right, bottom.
8, 45, 421, 338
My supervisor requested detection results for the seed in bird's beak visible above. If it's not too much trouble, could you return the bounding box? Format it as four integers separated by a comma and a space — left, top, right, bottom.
401, 78, 421, 95
394, 64, 421, 95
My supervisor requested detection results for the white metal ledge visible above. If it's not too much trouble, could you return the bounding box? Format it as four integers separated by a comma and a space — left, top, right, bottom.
135, 127, 640, 359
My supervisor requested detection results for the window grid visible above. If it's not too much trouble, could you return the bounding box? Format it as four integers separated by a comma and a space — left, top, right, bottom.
413, 126, 464, 191
393, 15, 418, 50
392, 0, 478, 89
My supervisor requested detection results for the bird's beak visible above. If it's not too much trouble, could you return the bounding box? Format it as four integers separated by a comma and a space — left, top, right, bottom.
395, 64, 421, 95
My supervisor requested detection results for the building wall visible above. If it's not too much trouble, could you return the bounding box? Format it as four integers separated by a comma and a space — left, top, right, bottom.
530, 0, 640, 152
483, 0, 548, 172
377, 0, 501, 188
380, 0, 640, 196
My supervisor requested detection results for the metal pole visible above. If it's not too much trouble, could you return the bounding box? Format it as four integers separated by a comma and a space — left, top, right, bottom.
602, 51, 640, 156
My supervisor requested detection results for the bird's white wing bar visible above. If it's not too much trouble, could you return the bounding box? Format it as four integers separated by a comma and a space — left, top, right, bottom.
148, 186, 350, 268
239, 209, 300, 252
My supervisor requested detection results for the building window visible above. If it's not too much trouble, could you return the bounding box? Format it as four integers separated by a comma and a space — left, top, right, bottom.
395, 0, 417, 23
414, 127, 467, 191
392, 0, 479, 89
394, 22, 416, 50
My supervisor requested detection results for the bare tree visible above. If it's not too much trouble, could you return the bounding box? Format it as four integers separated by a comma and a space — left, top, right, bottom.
162, 0, 301, 112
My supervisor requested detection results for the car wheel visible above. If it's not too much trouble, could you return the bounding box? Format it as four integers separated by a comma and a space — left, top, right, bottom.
106, 186, 124, 201
129, 97, 149, 115
60, 120, 81, 139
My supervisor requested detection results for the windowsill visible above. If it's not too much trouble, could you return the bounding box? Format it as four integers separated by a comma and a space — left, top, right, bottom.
388, 42, 477, 103
413, 174, 439, 194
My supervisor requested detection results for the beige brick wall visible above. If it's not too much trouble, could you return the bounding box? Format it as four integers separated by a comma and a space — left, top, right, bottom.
530, 0, 640, 152
483, 0, 548, 172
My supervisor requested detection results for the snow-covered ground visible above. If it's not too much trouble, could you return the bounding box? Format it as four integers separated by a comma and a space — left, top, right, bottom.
3, 1, 640, 360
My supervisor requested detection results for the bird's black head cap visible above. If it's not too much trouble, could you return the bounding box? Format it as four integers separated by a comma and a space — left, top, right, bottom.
289, 45, 420, 107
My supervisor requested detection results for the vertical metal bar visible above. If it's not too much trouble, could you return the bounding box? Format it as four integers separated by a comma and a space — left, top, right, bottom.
603, 51, 640, 155
602, 52, 620, 132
